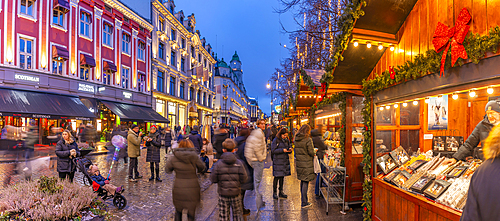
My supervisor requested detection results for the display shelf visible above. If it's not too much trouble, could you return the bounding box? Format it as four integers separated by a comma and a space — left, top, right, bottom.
320, 162, 347, 215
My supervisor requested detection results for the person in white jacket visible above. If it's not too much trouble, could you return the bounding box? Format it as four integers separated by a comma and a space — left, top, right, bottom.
245, 119, 267, 209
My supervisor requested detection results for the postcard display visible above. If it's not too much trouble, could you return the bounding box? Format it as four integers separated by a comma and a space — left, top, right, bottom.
376, 147, 481, 212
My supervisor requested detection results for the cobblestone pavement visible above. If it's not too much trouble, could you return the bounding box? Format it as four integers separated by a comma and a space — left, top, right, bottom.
1, 148, 363, 221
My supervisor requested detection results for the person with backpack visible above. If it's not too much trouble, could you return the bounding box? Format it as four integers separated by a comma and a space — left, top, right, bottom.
210, 139, 247, 221
188, 126, 203, 154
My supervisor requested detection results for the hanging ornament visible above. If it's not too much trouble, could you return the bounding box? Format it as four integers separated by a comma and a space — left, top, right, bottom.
303, 12, 306, 27
389, 66, 395, 80
318, 10, 321, 21
432, 8, 471, 77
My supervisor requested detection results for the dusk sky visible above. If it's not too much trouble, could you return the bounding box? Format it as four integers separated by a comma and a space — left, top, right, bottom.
122, 0, 298, 115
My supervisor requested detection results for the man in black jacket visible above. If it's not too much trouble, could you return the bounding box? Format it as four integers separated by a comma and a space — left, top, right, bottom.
214, 124, 230, 159
188, 126, 203, 154
445, 100, 500, 165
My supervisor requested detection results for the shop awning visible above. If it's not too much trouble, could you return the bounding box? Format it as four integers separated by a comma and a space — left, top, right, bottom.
54, 0, 70, 12
52, 45, 69, 60
80, 54, 96, 67
103, 61, 117, 72
0, 89, 95, 120
101, 101, 169, 123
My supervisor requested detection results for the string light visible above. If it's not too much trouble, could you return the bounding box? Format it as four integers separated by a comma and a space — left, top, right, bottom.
353, 40, 359, 47
425, 98, 430, 103
469, 90, 476, 98
378, 43, 383, 50
488, 87, 494, 94
394, 103, 399, 108
452, 93, 458, 100
402, 102, 408, 107
379, 106, 384, 111
367, 42, 372, 48
413, 100, 418, 106
385, 105, 390, 110
390, 45, 395, 51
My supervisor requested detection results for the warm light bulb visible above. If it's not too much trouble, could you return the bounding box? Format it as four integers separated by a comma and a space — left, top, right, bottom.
378, 44, 383, 50
425, 98, 430, 103
353, 41, 359, 47
402, 102, 408, 107
394, 104, 399, 108
452, 93, 458, 100
399, 49, 404, 53
385, 105, 390, 110
390, 45, 395, 51
488, 87, 494, 94
379, 106, 384, 111
437, 96, 443, 102
367, 42, 372, 48
413, 100, 419, 106
469, 90, 476, 97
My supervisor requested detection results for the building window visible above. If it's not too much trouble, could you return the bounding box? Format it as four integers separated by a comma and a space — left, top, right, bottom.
121, 66, 129, 89
124, 17, 130, 23
181, 57, 186, 72
190, 87, 194, 101
138, 41, 145, 61
159, 17, 164, 32
171, 50, 176, 66
157, 71, 164, 92
203, 92, 206, 106
20, 0, 35, 17
104, 4, 112, 13
170, 76, 176, 96
208, 95, 212, 108
122, 33, 130, 54
171, 29, 176, 41
80, 11, 91, 38
159, 42, 165, 60
52, 59, 64, 75
80, 66, 90, 81
181, 38, 186, 49
138, 73, 146, 92
169, 5, 174, 14
198, 54, 201, 62
197, 90, 201, 104
179, 82, 185, 99
103, 22, 113, 47
191, 46, 195, 58
204, 59, 207, 68
53, 8, 65, 27
19, 38, 33, 70
103, 70, 112, 85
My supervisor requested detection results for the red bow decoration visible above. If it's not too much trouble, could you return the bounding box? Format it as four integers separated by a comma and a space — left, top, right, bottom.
432, 8, 471, 77
389, 66, 395, 80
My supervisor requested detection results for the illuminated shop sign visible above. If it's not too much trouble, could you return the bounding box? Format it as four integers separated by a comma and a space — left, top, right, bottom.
32, 114, 51, 119
78, 83, 95, 93
15, 74, 39, 82
123, 91, 132, 99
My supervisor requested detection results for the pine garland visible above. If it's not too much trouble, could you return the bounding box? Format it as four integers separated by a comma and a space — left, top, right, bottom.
360, 26, 500, 221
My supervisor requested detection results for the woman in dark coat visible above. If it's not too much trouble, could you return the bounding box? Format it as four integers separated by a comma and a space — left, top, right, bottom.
146, 126, 162, 181
235, 128, 253, 215
166, 139, 205, 221
271, 128, 292, 199
294, 124, 315, 208
311, 129, 327, 196
55, 130, 80, 182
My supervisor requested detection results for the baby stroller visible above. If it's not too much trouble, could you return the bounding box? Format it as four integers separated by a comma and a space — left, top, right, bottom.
74, 156, 127, 209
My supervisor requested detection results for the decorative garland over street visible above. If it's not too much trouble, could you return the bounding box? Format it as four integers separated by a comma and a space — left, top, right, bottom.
360, 26, 500, 221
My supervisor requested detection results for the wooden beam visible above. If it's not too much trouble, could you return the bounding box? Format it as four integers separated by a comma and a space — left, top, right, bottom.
352, 28, 398, 43
328, 84, 363, 90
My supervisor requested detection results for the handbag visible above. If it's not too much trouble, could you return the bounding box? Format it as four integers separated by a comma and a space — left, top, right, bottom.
313, 155, 321, 174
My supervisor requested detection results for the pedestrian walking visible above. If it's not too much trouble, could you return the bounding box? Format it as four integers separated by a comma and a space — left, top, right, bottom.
161, 126, 174, 156
202, 138, 214, 170
214, 125, 230, 159
166, 139, 206, 221
211, 139, 247, 221
118, 125, 129, 164
294, 124, 315, 208
146, 126, 162, 182
128, 124, 143, 182
55, 130, 80, 182
186, 125, 191, 135
244, 119, 267, 209
229, 125, 235, 139
24, 120, 38, 180
188, 125, 203, 154
311, 129, 327, 196
462, 124, 500, 220
235, 128, 253, 215
271, 128, 292, 200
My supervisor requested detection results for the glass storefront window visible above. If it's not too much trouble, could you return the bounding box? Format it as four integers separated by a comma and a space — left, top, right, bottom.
376, 106, 397, 126
179, 105, 186, 128
168, 102, 177, 128
375, 130, 395, 155
400, 101, 420, 125
156, 99, 165, 116
352, 127, 364, 155
400, 130, 420, 155
352, 96, 365, 124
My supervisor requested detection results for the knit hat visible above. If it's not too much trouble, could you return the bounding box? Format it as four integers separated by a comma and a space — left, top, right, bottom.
485, 100, 500, 113
192, 125, 199, 131
130, 124, 139, 130
150, 125, 157, 130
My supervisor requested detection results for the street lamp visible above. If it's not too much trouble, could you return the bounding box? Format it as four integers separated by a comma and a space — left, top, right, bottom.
266, 83, 270, 89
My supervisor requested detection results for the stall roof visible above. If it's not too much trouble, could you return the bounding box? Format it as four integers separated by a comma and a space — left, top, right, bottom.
0, 88, 95, 119
101, 101, 169, 123
331, 0, 418, 84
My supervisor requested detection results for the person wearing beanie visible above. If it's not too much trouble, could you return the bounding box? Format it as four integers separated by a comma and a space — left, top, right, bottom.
188, 125, 203, 154
128, 124, 143, 181
445, 100, 500, 165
